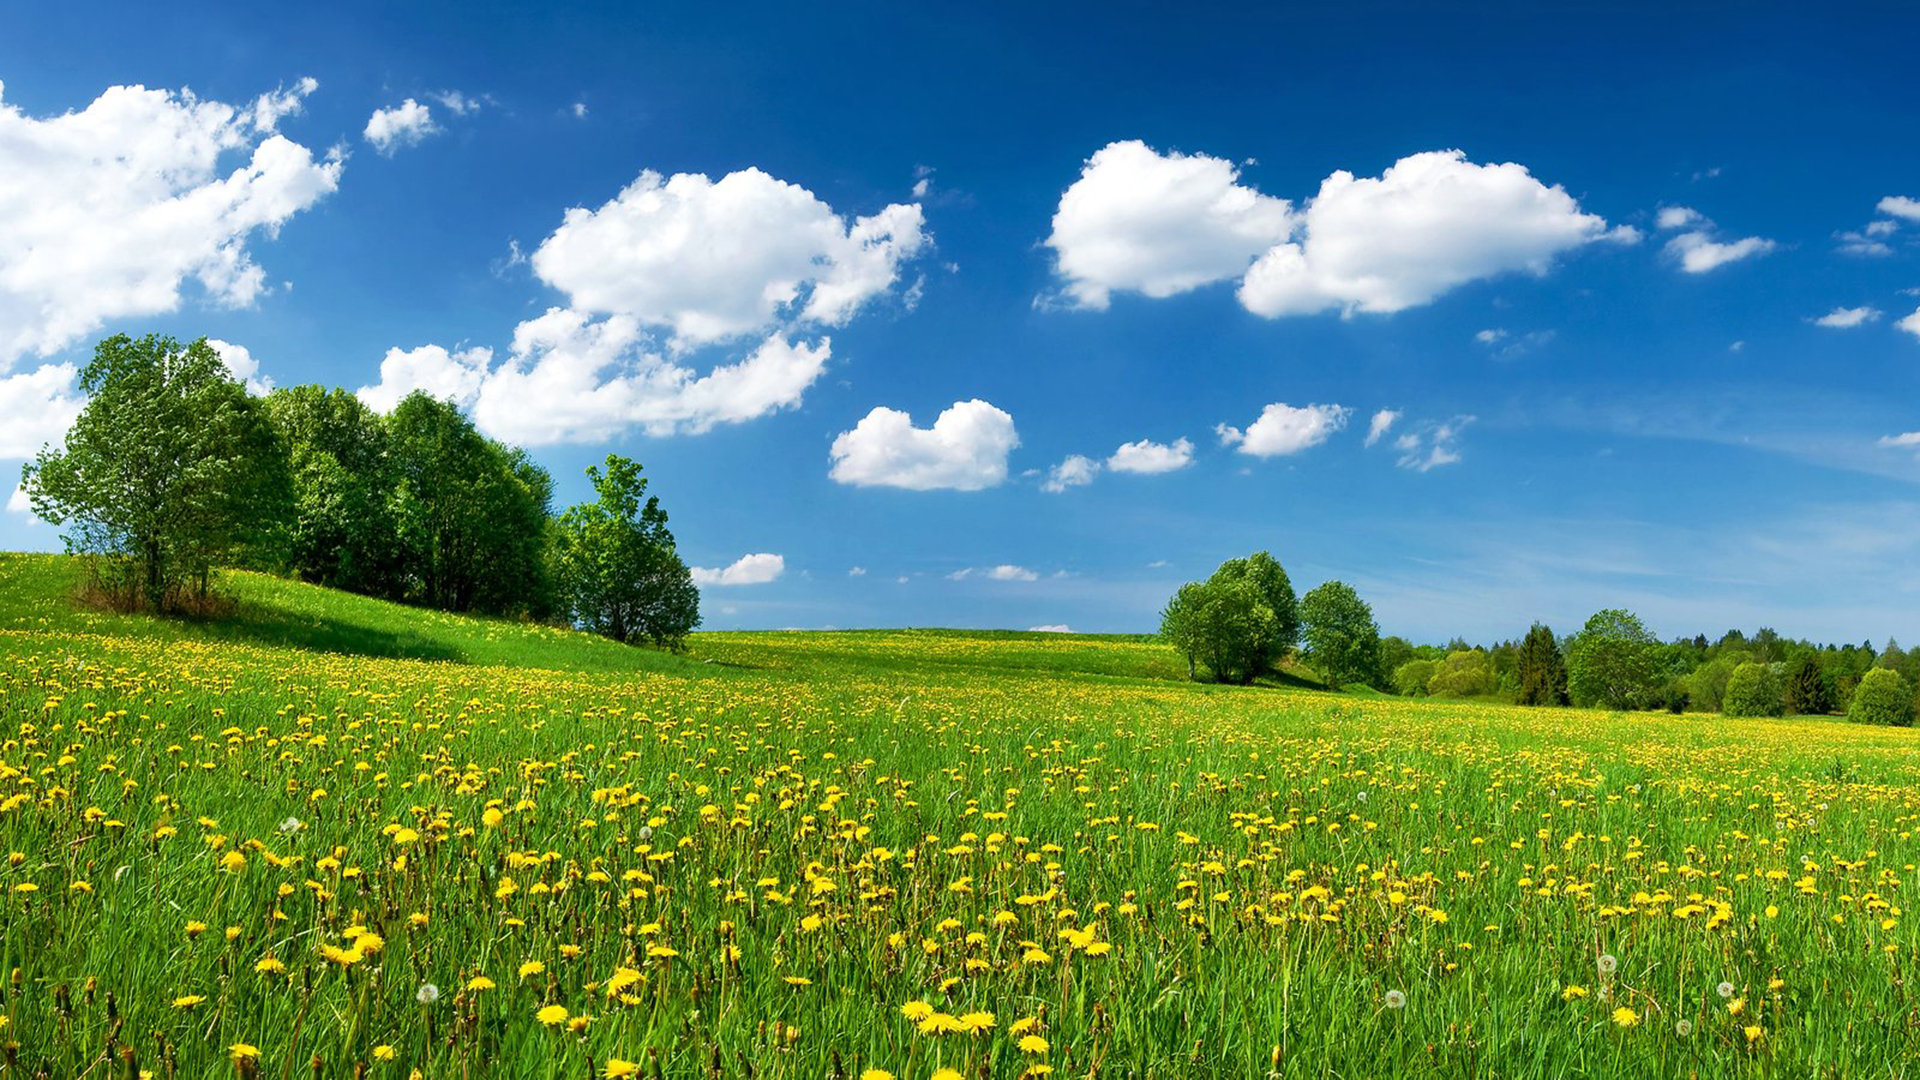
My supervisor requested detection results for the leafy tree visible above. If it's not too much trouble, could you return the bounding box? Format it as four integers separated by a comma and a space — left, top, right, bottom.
1206, 551, 1299, 674
22, 334, 289, 612
1160, 578, 1278, 685
1722, 662, 1784, 717
1427, 649, 1493, 697
1566, 608, 1661, 710
1784, 654, 1832, 715
553, 454, 699, 648
1378, 635, 1418, 677
1159, 583, 1207, 680
1848, 668, 1915, 726
1392, 658, 1437, 696
1299, 580, 1382, 689
264, 386, 404, 596
1516, 623, 1570, 706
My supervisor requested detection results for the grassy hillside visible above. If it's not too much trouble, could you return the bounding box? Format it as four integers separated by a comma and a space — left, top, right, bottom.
1, 553, 1917, 1077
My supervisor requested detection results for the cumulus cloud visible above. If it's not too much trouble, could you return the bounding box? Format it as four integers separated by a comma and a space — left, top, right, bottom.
1216, 403, 1349, 457
0, 78, 339, 368
1879, 195, 1920, 223
1041, 454, 1101, 493
0, 363, 85, 458
364, 99, 437, 154
206, 338, 274, 394
1048, 144, 1624, 317
1045, 140, 1293, 309
1877, 431, 1920, 450
356, 343, 494, 413
1657, 207, 1776, 273
430, 90, 484, 116
949, 564, 1038, 582
1107, 436, 1193, 474
1811, 306, 1881, 329
829, 399, 1018, 491
5, 484, 32, 516
1239, 151, 1631, 316
531, 166, 925, 348
1028, 624, 1073, 633
1900, 308, 1920, 341
1364, 409, 1401, 447
690, 552, 785, 587
1393, 416, 1475, 472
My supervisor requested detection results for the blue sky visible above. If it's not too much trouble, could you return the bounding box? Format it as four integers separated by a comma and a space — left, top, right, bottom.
3, 1, 1919, 643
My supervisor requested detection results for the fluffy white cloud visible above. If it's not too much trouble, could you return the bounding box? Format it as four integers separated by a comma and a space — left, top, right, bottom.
1216, 403, 1349, 457
206, 338, 274, 394
1041, 454, 1100, 493
1107, 436, 1193, 474
356, 343, 494, 413
0, 78, 339, 368
1900, 308, 1920, 341
1655, 205, 1705, 230
949, 564, 1038, 582
1665, 231, 1776, 273
1045, 140, 1293, 309
1364, 408, 1401, 447
1811, 306, 1881, 329
531, 167, 925, 348
1239, 152, 1630, 316
364, 99, 437, 154
0, 363, 85, 458
1878, 195, 1920, 223
828, 399, 1018, 491
1877, 431, 1920, 449
1393, 416, 1474, 472
5, 484, 32, 516
431, 90, 483, 116
1028, 624, 1072, 633
690, 552, 785, 587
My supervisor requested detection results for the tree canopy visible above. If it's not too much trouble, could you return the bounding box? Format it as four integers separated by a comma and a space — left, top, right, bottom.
1299, 580, 1382, 689
1566, 608, 1662, 710
553, 455, 700, 649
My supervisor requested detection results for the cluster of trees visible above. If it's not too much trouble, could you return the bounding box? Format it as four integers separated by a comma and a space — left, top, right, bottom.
1159, 552, 1384, 688
22, 334, 701, 648
1386, 609, 1918, 725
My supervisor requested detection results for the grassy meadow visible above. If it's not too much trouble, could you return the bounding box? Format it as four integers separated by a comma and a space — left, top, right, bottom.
1, 553, 1917, 1077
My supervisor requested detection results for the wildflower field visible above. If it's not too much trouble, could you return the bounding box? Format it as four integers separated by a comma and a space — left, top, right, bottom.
2, 556, 1918, 1077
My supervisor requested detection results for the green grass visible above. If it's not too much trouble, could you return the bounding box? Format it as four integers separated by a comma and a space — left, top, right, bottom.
1, 553, 1917, 1078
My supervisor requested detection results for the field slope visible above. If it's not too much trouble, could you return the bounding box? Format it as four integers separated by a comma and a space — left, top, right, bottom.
1, 555, 1917, 1077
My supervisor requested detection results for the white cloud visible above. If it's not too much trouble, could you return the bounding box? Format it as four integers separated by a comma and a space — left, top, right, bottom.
0, 364, 85, 458
356, 343, 494, 413
1365, 409, 1401, 447
1474, 328, 1507, 344
690, 552, 785, 587
1045, 140, 1293, 309
1900, 308, 1920, 341
430, 90, 483, 116
1665, 231, 1776, 273
530, 166, 925, 348
1476, 327, 1556, 358
1836, 229, 1894, 257
6, 484, 32, 516
1216, 402, 1349, 457
570, 102, 589, 119
1106, 436, 1193, 474
1041, 454, 1101, 493
829, 399, 1018, 491
206, 338, 274, 394
1811, 306, 1881, 329
1878, 195, 1920, 223
1655, 205, 1705, 230
949, 564, 1038, 582
848, 566, 866, 577
1028, 624, 1073, 633
364, 99, 437, 154
1393, 416, 1474, 472
0, 78, 339, 368
1237, 150, 1630, 317
1877, 432, 1920, 450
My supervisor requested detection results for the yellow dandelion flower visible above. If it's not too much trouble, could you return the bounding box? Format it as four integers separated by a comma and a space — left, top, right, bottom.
537, 1004, 569, 1025
1611, 1007, 1637, 1028
466, 975, 496, 992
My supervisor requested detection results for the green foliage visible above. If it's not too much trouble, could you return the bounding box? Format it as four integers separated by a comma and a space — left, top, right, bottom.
1848, 667, 1914, 726
21, 334, 290, 612
553, 455, 700, 649
1515, 623, 1569, 706
264, 385, 405, 596
1566, 609, 1661, 710
1426, 649, 1492, 697
1784, 654, 1832, 715
1722, 661, 1784, 717
1392, 658, 1437, 696
1206, 551, 1299, 661
1682, 652, 1747, 713
1299, 580, 1382, 689
1159, 578, 1278, 684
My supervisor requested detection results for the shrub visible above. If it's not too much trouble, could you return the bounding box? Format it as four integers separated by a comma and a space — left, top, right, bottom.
1722, 662, 1784, 717
1392, 659, 1437, 696
1848, 668, 1915, 726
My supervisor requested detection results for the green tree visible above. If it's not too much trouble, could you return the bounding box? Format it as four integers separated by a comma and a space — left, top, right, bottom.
1160, 579, 1278, 685
1206, 551, 1298, 672
1427, 649, 1493, 697
264, 385, 404, 597
1566, 608, 1661, 710
1515, 623, 1570, 706
22, 334, 289, 612
553, 454, 700, 649
1722, 662, 1784, 717
1159, 582, 1208, 680
1299, 580, 1382, 689
1784, 654, 1832, 715
1848, 668, 1914, 726
1392, 658, 1437, 696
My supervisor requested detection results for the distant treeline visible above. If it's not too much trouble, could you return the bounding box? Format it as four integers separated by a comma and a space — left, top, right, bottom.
20, 334, 699, 648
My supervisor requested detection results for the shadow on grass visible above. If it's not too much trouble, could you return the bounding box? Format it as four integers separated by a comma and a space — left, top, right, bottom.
155, 601, 467, 664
